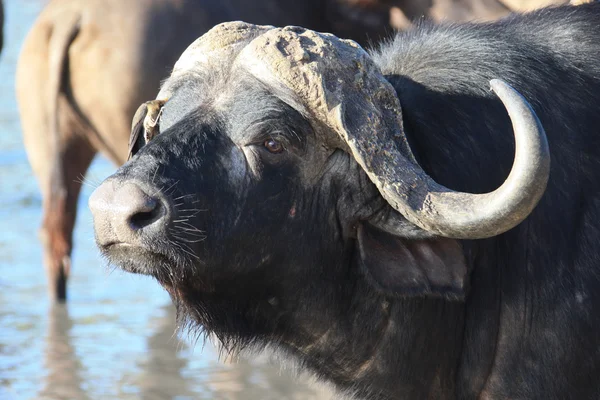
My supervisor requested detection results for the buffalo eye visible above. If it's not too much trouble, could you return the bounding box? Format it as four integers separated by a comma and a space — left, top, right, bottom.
264, 138, 284, 154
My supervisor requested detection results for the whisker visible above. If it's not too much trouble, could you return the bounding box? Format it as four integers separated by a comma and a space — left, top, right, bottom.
177, 210, 205, 218
75, 174, 100, 190
172, 194, 197, 201
169, 240, 201, 262
176, 226, 206, 233
169, 228, 206, 236
172, 226, 205, 234
172, 234, 206, 244
177, 221, 196, 226
174, 231, 206, 239
152, 165, 160, 186
151, 178, 179, 198
176, 222, 205, 232
163, 180, 180, 196
151, 182, 164, 198
84, 172, 103, 187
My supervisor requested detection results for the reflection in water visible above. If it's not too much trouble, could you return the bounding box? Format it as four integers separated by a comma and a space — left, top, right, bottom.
34, 302, 333, 399
135, 304, 195, 400
134, 304, 334, 400
206, 354, 333, 400
39, 305, 90, 400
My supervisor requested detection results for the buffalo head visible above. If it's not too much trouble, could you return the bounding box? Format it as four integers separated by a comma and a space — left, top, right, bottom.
89, 21, 549, 390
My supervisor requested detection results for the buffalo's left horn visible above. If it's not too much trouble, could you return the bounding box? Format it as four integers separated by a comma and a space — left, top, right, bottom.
364, 79, 550, 239
237, 26, 550, 239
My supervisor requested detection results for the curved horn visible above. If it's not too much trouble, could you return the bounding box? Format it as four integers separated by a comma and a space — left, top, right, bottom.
234, 24, 551, 239
364, 79, 550, 239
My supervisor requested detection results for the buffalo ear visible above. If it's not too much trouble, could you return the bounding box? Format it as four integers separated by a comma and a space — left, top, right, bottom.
357, 222, 468, 300
128, 102, 149, 161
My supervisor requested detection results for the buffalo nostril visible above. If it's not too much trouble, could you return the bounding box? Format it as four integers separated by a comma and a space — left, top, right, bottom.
127, 197, 162, 230
90, 180, 170, 246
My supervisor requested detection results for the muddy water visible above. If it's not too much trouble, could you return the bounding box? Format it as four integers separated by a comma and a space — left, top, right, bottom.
0, 1, 333, 398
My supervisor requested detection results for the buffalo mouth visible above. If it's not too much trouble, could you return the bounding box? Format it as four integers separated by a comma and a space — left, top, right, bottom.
98, 241, 178, 277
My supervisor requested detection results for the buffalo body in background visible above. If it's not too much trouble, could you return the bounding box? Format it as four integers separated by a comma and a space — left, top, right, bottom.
354, 0, 593, 32
89, 3, 600, 399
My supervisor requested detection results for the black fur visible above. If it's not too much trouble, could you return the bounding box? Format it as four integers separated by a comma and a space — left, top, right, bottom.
96, 4, 600, 399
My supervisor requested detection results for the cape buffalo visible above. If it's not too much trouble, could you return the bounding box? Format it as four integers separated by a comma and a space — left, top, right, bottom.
89, 3, 600, 398
18, 0, 543, 303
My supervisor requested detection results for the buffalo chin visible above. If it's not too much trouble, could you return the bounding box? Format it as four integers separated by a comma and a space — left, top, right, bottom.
99, 241, 274, 355
161, 276, 279, 356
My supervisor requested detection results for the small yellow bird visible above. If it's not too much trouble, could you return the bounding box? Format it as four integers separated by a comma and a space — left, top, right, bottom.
128, 99, 166, 160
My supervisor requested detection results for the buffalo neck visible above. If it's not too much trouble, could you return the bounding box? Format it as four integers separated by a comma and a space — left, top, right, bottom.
271, 256, 467, 400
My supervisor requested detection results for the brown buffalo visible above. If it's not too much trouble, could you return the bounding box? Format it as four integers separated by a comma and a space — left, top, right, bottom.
384, 0, 593, 30
501, 0, 593, 12
17, 0, 584, 302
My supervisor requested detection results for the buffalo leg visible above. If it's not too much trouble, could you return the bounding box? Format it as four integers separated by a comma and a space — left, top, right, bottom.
40, 133, 96, 302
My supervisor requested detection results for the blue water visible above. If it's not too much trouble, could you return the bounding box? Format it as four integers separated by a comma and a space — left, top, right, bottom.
0, 1, 331, 398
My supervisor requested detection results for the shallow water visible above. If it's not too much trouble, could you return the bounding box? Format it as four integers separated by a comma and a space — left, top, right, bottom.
0, 1, 333, 398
